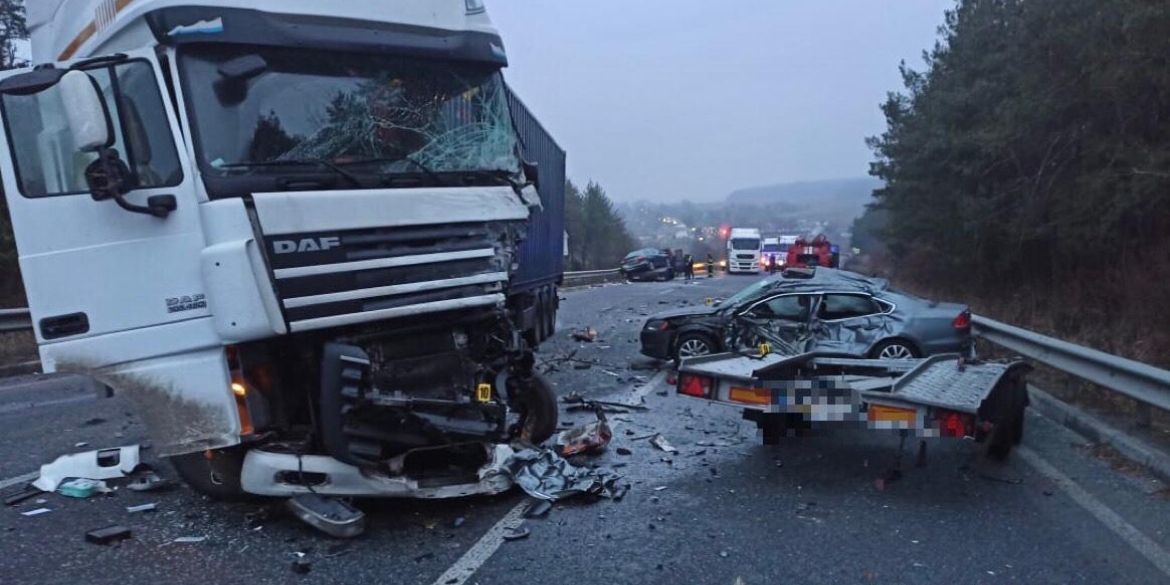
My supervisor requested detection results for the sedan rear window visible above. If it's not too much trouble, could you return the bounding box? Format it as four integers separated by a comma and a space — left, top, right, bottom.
819, 294, 881, 320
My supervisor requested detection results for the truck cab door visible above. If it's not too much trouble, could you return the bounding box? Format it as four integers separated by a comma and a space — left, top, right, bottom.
0, 50, 206, 346
0, 50, 242, 456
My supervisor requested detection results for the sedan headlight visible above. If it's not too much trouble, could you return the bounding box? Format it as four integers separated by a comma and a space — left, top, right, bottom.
645, 320, 670, 331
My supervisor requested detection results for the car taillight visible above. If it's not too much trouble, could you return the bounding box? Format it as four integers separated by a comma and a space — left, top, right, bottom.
678, 374, 713, 398
953, 310, 971, 329
934, 409, 974, 438
636, 257, 646, 263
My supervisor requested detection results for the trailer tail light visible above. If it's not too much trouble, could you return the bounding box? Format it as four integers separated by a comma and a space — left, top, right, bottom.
934, 409, 974, 438
678, 374, 713, 398
729, 386, 771, 406
953, 309, 971, 329
868, 404, 917, 423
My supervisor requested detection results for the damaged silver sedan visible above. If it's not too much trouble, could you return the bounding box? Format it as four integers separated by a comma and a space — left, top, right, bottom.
639, 268, 973, 361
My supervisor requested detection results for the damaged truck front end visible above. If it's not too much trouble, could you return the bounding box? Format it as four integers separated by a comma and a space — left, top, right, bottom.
2, 3, 566, 501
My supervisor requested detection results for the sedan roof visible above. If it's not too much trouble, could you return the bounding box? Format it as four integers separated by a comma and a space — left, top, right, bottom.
768, 268, 890, 295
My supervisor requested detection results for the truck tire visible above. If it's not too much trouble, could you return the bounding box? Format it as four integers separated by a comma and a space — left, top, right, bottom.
169, 446, 255, 501
535, 290, 549, 343
518, 372, 559, 445
545, 288, 557, 337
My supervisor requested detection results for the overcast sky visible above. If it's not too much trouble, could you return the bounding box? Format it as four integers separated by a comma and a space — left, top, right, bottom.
489, 0, 949, 203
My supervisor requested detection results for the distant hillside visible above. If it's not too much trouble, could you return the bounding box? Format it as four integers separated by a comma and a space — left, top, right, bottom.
725, 177, 882, 223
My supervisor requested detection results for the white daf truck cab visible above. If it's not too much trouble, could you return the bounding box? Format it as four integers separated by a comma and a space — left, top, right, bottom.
2, 0, 564, 500
726, 227, 761, 274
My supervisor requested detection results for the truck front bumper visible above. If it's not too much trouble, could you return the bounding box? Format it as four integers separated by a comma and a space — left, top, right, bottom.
240, 444, 515, 498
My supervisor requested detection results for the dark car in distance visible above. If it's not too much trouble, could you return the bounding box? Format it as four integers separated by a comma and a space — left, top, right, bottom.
640, 268, 972, 361
621, 248, 676, 281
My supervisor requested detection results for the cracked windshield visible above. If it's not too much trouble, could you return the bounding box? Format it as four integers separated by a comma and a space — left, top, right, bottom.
0, 1, 1168, 585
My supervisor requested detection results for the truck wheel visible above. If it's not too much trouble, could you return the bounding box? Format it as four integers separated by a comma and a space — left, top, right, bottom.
545, 289, 557, 337
535, 291, 549, 343
518, 372, 559, 445
169, 446, 255, 501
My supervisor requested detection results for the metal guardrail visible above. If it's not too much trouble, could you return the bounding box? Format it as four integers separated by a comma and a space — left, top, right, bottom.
0, 309, 30, 333
561, 268, 623, 287
972, 315, 1170, 413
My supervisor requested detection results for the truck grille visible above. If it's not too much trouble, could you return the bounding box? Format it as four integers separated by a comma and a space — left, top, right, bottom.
264, 223, 513, 331
736, 254, 755, 260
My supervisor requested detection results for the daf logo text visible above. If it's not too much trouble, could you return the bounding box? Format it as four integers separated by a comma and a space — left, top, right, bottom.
272, 237, 341, 254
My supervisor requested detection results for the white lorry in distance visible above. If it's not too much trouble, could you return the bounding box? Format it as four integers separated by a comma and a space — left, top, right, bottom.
726, 228, 762, 273
5, 0, 567, 500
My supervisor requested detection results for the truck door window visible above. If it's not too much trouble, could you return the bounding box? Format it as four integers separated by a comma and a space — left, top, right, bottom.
819, 294, 881, 320
1, 60, 182, 198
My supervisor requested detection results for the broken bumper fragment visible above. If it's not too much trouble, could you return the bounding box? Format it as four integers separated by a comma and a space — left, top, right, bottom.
240, 445, 515, 498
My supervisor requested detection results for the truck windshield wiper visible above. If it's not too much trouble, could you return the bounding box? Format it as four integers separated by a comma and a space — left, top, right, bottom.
214, 159, 363, 188
337, 155, 448, 187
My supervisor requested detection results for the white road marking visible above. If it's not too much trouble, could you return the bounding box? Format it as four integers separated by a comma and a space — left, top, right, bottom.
430, 500, 531, 585
0, 471, 38, 490
1017, 446, 1170, 579
633, 369, 671, 401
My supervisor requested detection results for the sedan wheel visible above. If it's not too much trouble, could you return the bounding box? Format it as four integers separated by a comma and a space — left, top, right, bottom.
876, 341, 916, 360
676, 335, 713, 359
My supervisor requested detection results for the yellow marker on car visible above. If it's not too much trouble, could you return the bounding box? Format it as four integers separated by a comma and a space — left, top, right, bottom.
476, 383, 492, 403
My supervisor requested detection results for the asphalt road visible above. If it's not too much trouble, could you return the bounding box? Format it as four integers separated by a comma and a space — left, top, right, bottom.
3, 274, 1170, 585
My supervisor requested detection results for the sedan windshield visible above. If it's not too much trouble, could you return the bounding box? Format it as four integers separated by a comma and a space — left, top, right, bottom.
178, 45, 520, 189
721, 276, 780, 308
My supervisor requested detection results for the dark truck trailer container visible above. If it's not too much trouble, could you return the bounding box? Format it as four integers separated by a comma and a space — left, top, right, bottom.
505, 85, 566, 345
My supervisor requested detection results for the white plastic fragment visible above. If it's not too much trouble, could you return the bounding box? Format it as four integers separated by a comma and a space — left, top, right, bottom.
32, 446, 141, 492
21, 508, 51, 516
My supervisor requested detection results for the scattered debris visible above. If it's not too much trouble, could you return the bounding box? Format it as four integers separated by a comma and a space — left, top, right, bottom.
653, 486, 668, 491
126, 503, 157, 514
505, 447, 622, 501
556, 411, 613, 457
58, 478, 109, 499
323, 542, 353, 558
615, 447, 632, 456
572, 328, 599, 342
126, 471, 173, 492
74, 442, 88, 448
32, 446, 141, 492
83, 418, 106, 426
21, 507, 51, 516
291, 553, 312, 574
612, 483, 630, 501
503, 526, 530, 541
525, 499, 553, 518
85, 525, 132, 545
656, 389, 669, 397
719, 551, 729, 558
452, 517, 466, 529
977, 472, 1023, 485
573, 362, 593, 370
650, 434, 678, 454
413, 552, 435, 563
3, 485, 43, 507
286, 494, 367, 538
173, 536, 207, 543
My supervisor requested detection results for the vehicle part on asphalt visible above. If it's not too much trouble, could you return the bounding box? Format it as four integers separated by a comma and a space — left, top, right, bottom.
173, 537, 207, 543
126, 471, 174, 492
650, 434, 678, 454
21, 507, 51, 516
126, 503, 158, 513
33, 445, 141, 492
572, 327, 599, 342
525, 499, 553, 518
557, 411, 613, 457
3, 484, 43, 506
58, 478, 109, 498
85, 525, 132, 545
286, 493, 367, 538
503, 526, 531, 541
505, 447, 622, 501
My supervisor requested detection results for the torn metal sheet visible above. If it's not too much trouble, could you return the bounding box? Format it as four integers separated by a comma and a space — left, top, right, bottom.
32, 446, 141, 492
505, 448, 620, 501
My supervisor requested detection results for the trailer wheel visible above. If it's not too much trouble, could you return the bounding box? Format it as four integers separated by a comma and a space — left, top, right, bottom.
169, 446, 255, 501
984, 380, 1027, 461
518, 372, 559, 445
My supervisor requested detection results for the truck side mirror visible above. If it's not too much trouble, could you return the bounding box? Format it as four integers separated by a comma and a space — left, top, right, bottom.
60, 70, 113, 153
